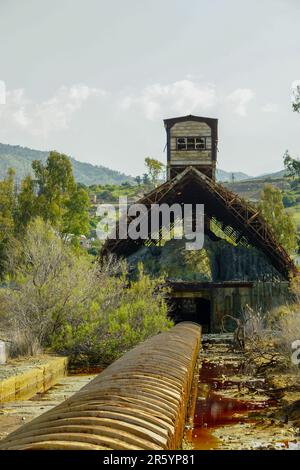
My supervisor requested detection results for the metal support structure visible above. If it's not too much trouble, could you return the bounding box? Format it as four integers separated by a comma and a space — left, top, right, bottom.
101, 167, 297, 280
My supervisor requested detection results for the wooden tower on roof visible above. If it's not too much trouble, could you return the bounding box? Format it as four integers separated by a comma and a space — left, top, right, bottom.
164, 114, 218, 181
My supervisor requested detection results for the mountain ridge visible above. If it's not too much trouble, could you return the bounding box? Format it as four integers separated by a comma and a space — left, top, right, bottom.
0, 143, 134, 185
0, 142, 286, 185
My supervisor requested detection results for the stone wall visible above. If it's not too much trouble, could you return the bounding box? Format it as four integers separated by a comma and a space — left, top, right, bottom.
211, 281, 291, 332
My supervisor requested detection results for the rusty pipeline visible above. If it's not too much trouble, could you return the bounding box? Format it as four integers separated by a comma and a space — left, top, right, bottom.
0, 322, 201, 450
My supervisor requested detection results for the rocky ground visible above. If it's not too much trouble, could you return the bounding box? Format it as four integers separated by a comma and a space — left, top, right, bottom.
190, 334, 300, 450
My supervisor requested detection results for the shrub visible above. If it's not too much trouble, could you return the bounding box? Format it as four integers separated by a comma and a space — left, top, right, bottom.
282, 193, 297, 208
51, 265, 172, 366
237, 298, 300, 374
0, 218, 171, 363
0, 218, 99, 356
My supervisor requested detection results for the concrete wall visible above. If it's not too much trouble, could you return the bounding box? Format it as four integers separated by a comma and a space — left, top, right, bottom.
211, 282, 291, 332
171, 281, 291, 333
0, 357, 68, 402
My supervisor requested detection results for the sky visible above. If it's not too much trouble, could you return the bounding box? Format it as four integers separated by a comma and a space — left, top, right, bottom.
0, 0, 300, 177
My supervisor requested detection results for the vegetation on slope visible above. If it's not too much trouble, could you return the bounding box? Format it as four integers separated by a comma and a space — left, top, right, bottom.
0, 218, 171, 365
0, 152, 171, 365
0, 143, 134, 185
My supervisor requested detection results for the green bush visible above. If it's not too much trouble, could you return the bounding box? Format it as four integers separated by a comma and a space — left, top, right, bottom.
51, 265, 172, 366
0, 219, 171, 364
282, 193, 297, 208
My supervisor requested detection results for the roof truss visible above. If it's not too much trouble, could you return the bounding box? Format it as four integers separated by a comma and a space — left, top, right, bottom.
101, 167, 297, 280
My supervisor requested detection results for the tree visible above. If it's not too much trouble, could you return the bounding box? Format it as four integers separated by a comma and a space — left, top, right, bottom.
0, 169, 16, 277
134, 176, 142, 186
0, 169, 16, 244
282, 193, 297, 208
51, 264, 172, 365
0, 218, 98, 356
15, 175, 37, 232
259, 184, 297, 254
61, 186, 90, 237
283, 150, 300, 180
292, 82, 300, 113
0, 219, 171, 363
144, 157, 165, 186
32, 151, 76, 226
142, 173, 150, 185
16, 151, 90, 237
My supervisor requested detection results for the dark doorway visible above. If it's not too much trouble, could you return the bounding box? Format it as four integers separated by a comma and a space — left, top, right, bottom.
170, 297, 211, 333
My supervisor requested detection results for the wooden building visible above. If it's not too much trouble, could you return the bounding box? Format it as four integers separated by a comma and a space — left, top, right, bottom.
164, 115, 218, 180
102, 115, 297, 332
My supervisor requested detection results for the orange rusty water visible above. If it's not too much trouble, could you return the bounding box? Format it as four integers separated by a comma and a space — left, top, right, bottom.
192, 362, 270, 450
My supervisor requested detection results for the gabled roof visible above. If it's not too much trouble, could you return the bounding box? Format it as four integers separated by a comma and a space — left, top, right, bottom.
163, 114, 218, 129
101, 167, 297, 280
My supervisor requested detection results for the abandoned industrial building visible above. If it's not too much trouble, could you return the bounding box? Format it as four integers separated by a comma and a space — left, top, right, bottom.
102, 115, 297, 333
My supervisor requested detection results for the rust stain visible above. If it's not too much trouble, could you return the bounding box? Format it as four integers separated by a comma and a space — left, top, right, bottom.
0, 323, 201, 451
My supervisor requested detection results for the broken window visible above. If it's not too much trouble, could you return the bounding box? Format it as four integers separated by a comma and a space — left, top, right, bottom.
195, 137, 206, 150
187, 137, 196, 150
176, 137, 208, 151
177, 137, 187, 150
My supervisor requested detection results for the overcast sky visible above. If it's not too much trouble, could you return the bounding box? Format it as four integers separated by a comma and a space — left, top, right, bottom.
0, 0, 300, 177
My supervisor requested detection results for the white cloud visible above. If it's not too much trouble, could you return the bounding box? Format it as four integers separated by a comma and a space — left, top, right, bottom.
226, 88, 255, 117
121, 81, 258, 120
261, 103, 278, 113
292, 80, 300, 90
0, 80, 6, 104
121, 80, 217, 120
0, 84, 107, 136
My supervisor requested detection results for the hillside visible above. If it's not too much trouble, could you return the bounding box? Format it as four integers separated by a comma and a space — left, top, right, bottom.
0, 143, 134, 185
216, 168, 252, 182
0, 142, 289, 187
251, 169, 287, 180
223, 178, 290, 202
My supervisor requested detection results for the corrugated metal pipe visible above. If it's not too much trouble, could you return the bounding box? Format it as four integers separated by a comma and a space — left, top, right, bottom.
0, 322, 201, 450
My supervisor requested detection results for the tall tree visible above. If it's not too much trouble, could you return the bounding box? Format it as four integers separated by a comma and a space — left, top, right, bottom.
292, 82, 300, 113
259, 184, 297, 254
32, 151, 76, 226
62, 186, 90, 237
0, 169, 16, 277
144, 157, 165, 186
134, 176, 142, 186
142, 173, 150, 185
15, 175, 37, 232
15, 151, 90, 237
0, 168, 16, 243
283, 150, 300, 180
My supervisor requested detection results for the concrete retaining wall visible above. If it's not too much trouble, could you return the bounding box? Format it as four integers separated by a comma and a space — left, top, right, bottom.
0, 357, 68, 403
